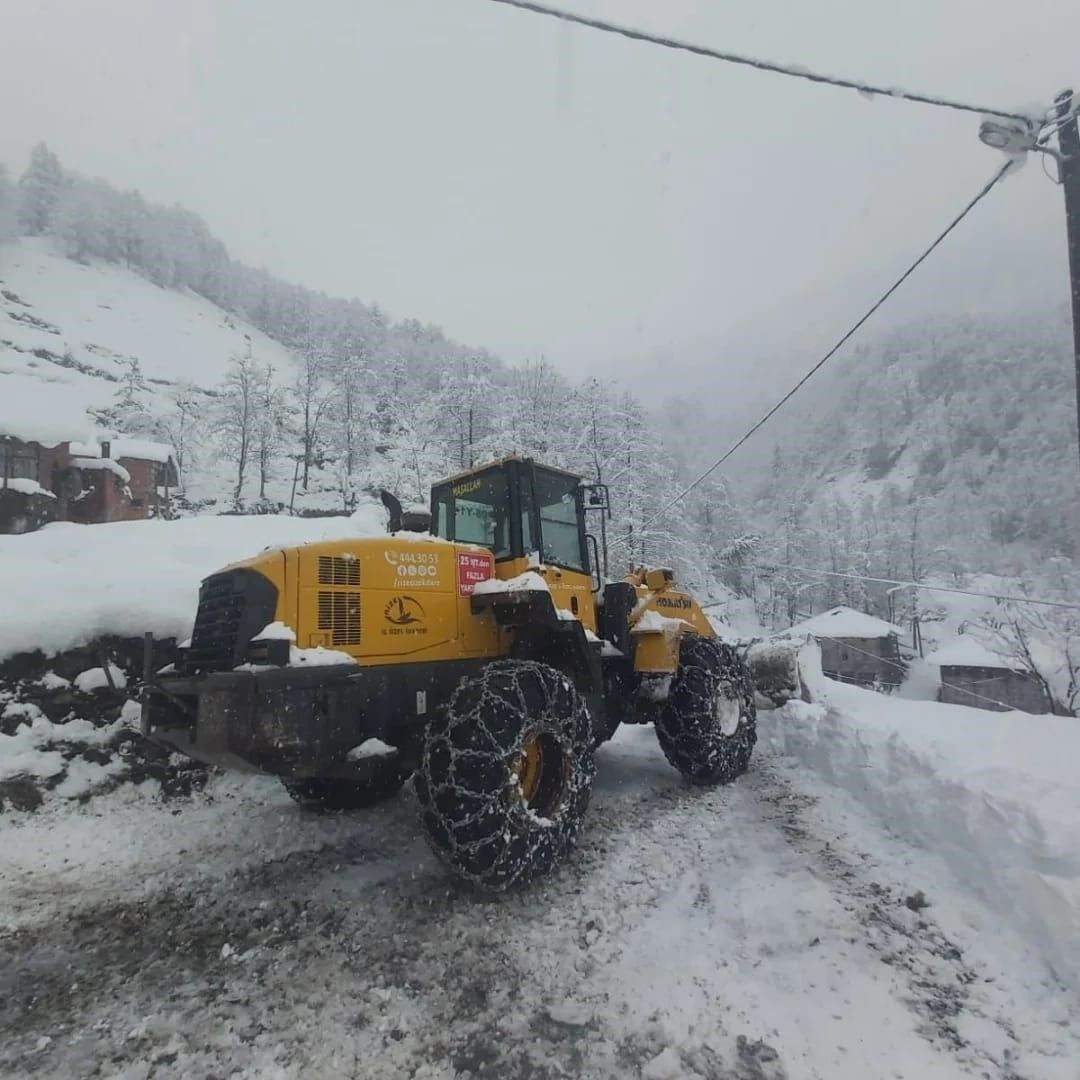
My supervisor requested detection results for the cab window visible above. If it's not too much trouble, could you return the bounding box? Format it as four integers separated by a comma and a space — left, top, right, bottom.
534, 468, 585, 571
431, 469, 512, 559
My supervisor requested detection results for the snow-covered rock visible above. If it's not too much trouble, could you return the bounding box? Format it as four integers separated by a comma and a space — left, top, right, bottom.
73, 663, 127, 692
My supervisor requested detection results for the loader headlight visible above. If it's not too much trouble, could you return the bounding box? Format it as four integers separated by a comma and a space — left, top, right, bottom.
245, 636, 291, 666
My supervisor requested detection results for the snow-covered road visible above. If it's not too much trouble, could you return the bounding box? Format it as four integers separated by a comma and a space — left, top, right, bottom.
2, 721, 1078, 1080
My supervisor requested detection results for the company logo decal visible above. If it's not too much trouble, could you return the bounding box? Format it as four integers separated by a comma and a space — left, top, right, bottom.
384, 596, 425, 625
382, 595, 429, 638
655, 596, 692, 610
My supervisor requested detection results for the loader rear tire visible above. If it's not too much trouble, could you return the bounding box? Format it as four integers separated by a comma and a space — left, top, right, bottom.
654, 635, 756, 785
414, 659, 595, 891
283, 761, 408, 811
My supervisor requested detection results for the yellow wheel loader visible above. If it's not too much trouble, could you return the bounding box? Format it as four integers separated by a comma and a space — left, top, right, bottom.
143, 457, 757, 889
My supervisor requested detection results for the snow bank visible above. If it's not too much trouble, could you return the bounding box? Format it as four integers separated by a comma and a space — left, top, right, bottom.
762, 681, 1080, 990
0, 505, 386, 661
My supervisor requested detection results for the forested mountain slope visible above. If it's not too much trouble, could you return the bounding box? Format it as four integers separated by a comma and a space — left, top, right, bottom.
743, 309, 1078, 615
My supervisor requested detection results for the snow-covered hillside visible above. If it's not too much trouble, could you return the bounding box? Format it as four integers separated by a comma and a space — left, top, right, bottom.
0, 237, 291, 389
0, 237, 293, 503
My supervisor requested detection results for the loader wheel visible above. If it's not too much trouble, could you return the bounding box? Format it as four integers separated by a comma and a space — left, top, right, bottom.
654, 635, 756, 785
414, 659, 596, 891
283, 761, 408, 811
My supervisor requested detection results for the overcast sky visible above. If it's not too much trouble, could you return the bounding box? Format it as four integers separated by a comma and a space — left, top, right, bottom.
2, 0, 1078, 401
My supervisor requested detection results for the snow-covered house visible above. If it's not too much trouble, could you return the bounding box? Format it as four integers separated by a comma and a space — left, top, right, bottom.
1, 422, 178, 534
928, 637, 1050, 714
781, 606, 905, 689
1, 374, 179, 533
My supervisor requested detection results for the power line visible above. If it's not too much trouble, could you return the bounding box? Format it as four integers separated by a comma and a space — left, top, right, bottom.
749, 562, 1080, 612
484, 0, 1036, 123
637, 159, 1015, 534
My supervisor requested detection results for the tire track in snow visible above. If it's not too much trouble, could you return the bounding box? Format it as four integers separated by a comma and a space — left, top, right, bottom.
2, 735, 1077, 1077
0, 744, 786, 1078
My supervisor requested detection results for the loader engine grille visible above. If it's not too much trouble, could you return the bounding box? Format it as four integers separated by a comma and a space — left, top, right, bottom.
318, 555, 360, 586
317, 590, 361, 646
183, 568, 280, 673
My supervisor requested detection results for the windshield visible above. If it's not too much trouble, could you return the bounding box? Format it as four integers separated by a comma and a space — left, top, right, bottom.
533, 468, 585, 571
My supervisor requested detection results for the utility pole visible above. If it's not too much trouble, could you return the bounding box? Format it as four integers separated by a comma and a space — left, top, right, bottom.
1054, 89, 1080, 468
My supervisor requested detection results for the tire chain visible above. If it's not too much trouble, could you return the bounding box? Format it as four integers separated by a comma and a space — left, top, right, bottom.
654, 635, 757, 784
414, 659, 596, 890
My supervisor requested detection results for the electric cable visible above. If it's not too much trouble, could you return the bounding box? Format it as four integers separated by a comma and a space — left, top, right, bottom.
744, 562, 1080, 612
634, 159, 1015, 536
484, 0, 1036, 122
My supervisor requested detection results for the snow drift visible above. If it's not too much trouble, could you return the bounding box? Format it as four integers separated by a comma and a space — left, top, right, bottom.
763, 678, 1080, 991
0, 506, 386, 661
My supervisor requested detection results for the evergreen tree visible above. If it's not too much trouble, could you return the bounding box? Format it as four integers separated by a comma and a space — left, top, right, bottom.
0, 165, 16, 240
17, 143, 65, 235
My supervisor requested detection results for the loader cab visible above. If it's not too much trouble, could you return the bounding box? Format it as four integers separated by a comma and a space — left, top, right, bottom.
429, 458, 590, 576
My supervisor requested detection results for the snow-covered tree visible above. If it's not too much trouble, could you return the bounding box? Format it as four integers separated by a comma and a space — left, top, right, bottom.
17, 143, 65, 236
158, 382, 202, 492
0, 165, 16, 240
253, 364, 286, 500
327, 354, 371, 511
293, 351, 333, 491
218, 352, 258, 506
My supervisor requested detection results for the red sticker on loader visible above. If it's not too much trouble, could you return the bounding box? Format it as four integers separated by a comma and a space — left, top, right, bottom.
457, 552, 493, 596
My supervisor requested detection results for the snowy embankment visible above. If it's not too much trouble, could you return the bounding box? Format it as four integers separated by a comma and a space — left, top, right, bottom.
0, 506, 386, 661
763, 677, 1080, 990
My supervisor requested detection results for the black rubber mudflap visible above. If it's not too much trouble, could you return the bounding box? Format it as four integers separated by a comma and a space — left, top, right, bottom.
414, 659, 596, 891
654, 635, 757, 785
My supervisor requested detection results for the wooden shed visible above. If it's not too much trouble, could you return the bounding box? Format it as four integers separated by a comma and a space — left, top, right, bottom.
928, 637, 1050, 714
783, 606, 905, 689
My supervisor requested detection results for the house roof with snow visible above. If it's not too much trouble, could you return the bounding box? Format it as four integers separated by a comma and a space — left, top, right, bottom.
926, 636, 1020, 670
0, 375, 176, 476
0, 374, 97, 448
781, 606, 904, 640
71, 437, 177, 471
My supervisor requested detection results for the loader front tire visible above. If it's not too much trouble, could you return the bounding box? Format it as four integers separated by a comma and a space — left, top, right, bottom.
654, 635, 756, 785
283, 761, 408, 811
414, 659, 596, 891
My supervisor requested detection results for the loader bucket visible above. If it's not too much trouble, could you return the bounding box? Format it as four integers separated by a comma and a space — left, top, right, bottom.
747, 636, 817, 709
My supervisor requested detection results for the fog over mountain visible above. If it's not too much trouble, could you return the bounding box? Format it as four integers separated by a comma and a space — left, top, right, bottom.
2, 0, 1077, 402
